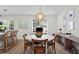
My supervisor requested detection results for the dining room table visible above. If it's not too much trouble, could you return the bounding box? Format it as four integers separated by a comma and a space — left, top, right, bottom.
25, 34, 54, 54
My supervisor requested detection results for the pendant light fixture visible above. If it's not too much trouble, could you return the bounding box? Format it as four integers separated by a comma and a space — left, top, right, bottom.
36, 5, 44, 22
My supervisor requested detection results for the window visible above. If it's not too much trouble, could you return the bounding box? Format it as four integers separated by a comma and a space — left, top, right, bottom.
18, 19, 28, 29
33, 19, 47, 34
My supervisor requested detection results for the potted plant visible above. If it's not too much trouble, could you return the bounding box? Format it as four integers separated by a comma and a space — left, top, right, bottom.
58, 28, 62, 34
35, 31, 43, 38
0, 22, 6, 32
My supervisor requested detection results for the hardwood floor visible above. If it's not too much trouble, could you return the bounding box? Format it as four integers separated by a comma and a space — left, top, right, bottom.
0, 40, 70, 54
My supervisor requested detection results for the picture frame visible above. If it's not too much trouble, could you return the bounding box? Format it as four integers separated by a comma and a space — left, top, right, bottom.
63, 9, 75, 31
66, 9, 74, 20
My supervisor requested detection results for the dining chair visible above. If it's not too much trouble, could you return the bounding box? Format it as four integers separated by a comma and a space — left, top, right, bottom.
48, 34, 56, 54
23, 34, 32, 53
2, 31, 12, 51
11, 30, 18, 46
32, 39, 48, 54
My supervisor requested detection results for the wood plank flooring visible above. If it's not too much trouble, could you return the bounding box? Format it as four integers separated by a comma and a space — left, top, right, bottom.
0, 40, 70, 54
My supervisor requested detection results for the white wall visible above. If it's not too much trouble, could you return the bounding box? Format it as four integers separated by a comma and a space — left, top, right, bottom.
46, 15, 57, 35
57, 6, 79, 38
0, 15, 57, 39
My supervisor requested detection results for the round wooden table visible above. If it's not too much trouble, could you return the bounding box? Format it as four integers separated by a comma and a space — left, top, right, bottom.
25, 34, 54, 54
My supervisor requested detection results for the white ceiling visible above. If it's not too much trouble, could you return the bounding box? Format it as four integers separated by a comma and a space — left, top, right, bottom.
0, 5, 76, 15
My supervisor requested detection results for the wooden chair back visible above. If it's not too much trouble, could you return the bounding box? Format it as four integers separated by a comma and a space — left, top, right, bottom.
32, 39, 48, 54
23, 34, 27, 45
23, 34, 28, 53
11, 30, 18, 45
11, 30, 18, 37
2, 31, 11, 51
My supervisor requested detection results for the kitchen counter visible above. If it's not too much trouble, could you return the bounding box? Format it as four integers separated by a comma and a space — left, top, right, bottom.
58, 33, 79, 44
56, 33, 79, 53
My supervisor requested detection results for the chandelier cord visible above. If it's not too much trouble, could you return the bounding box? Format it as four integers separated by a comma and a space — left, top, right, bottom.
36, 5, 44, 22
39, 5, 41, 13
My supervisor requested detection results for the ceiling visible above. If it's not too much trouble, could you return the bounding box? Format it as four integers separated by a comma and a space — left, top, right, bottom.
0, 5, 76, 16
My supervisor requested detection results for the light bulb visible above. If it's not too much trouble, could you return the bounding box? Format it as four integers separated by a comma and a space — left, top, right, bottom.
38, 13, 43, 20
36, 12, 44, 22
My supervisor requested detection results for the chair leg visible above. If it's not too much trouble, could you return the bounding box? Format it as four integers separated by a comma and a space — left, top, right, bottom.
52, 45, 56, 54
23, 46, 27, 54
54, 45, 56, 54
31, 46, 34, 54
23, 48, 25, 54
4, 39, 8, 52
